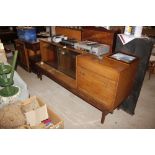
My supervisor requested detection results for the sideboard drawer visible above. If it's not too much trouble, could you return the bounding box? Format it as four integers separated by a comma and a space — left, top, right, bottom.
77, 55, 119, 81
77, 66, 117, 110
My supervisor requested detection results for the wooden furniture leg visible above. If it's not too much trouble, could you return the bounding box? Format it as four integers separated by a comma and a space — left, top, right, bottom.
149, 61, 152, 80
38, 72, 42, 80
117, 104, 121, 110
149, 62, 155, 80
36, 68, 42, 80
148, 56, 155, 80
101, 111, 107, 124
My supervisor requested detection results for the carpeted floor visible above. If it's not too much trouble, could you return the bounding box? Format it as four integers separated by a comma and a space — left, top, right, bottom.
17, 66, 155, 129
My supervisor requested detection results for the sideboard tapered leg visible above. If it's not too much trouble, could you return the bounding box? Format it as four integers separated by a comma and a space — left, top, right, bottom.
101, 111, 106, 124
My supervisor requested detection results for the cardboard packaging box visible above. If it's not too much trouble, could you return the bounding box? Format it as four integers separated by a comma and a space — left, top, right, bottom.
19, 96, 64, 129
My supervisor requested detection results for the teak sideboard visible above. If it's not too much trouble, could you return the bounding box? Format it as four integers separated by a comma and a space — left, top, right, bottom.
36, 37, 139, 123
15, 27, 139, 123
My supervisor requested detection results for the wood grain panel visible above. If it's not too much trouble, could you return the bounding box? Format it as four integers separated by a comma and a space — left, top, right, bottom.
36, 62, 76, 89
77, 54, 121, 81
77, 66, 117, 110
55, 27, 82, 41
82, 27, 116, 53
76, 53, 139, 111
40, 41, 57, 62
113, 59, 139, 108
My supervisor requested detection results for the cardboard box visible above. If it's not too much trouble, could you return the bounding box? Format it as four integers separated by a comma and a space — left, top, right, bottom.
19, 96, 64, 129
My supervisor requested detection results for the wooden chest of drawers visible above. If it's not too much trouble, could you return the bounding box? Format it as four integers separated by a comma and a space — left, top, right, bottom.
77, 54, 139, 112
